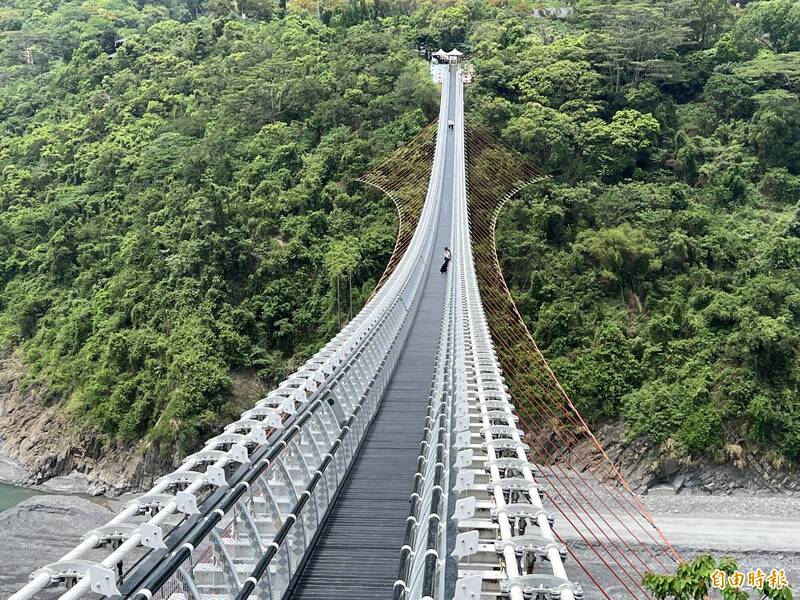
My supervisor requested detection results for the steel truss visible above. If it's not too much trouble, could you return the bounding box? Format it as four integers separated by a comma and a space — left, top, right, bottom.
393, 69, 582, 600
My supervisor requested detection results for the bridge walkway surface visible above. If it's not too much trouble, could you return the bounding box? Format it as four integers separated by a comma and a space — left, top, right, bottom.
287, 70, 457, 600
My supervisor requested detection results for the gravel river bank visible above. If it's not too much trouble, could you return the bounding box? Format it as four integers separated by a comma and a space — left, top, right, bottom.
1, 492, 798, 598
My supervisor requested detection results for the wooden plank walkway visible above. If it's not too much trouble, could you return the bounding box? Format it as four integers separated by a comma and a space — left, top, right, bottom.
287, 71, 457, 600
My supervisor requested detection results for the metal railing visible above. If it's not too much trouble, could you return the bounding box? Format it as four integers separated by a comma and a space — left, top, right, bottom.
390, 63, 583, 600
123, 73, 455, 600
11, 67, 454, 600
219, 75, 453, 600
447, 67, 583, 600
393, 221, 455, 600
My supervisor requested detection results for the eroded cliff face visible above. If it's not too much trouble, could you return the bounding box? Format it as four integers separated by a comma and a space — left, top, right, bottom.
565, 421, 800, 496
0, 352, 171, 495
0, 352, 271, 495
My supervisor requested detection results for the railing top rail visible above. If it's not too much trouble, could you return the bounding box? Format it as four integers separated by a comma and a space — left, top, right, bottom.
447, 66, 580, 600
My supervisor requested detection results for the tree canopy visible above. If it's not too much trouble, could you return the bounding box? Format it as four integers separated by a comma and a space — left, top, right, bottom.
0, 0, 438, 454
464, 0, 800, 468
4, 0, 800, 476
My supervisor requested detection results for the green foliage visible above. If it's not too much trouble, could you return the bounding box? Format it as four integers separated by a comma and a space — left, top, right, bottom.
731, 0, 800, 55
644, 555, 743, 600
574, 223, 657, 293
554, 323, 640, 418
582, 109, 661, 180
0, 2, 438, 453
467, 0, 800, 465
685, 0, 733, 49
208, 0, 273, 20
644, 554, 793, 600
749, 90, 800, 173
703, 74, 755, 121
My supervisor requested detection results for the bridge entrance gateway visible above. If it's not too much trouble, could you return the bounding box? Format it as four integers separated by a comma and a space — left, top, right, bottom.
11, 60, 677, 600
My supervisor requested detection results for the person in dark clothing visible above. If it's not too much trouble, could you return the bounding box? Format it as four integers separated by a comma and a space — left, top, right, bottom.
440, 246, 452, 273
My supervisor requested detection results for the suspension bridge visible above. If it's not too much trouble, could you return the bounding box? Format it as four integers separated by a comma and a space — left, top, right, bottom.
10, 61, 680, 600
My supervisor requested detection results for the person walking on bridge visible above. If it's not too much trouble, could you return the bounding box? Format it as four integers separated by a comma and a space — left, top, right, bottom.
440, 246, 452, 273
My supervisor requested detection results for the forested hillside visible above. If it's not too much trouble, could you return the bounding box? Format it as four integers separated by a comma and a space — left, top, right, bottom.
2, 0, 800, 480
0, 0, 439, 460
464, 0, 800, 471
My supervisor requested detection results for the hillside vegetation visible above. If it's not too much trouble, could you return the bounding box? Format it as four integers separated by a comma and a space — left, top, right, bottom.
0, 0, 438, 454
465, 0, 800, 467
2, 0, 800, 471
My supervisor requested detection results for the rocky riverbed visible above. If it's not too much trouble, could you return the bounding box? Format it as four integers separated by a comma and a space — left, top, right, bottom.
576, 493, 800, 599
1, 491, 799, 599
0, 495, 115, 598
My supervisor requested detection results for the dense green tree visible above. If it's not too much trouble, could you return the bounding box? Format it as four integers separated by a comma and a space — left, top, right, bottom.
732, 0, 800, 55
749, 90, 800, 172
684, 0, 733, 49
514, 59, 602, 107
580, 109, 661, 180
0, 4, 437, 454
464, 0, 800, 469
574, 223, 657, 297
581, 4, 691, 93
503, 104, 576, 172
208, 0, 273, 19
703, 73, 756, 120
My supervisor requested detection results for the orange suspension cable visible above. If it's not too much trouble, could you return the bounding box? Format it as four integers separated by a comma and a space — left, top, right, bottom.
464, 123, 682, 597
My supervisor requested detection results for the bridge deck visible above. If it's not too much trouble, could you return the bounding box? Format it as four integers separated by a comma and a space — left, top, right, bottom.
288, 72, 456, 600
